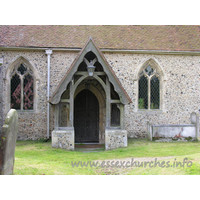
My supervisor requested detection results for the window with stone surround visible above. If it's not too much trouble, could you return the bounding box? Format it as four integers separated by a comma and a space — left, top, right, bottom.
138, 63, 160, 110
10, 63, 34, 110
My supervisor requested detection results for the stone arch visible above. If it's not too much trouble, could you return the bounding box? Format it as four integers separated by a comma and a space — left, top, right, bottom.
134, 57, 166, 81
5, 56, 38, 80
74, 83, 106, 107
4, 56, 39, 112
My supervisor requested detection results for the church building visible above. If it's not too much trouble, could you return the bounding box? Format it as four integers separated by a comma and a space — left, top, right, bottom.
0, 25, 199, 150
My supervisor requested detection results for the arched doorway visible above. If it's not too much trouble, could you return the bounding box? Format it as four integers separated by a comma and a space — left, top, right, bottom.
74, 89, 99, 143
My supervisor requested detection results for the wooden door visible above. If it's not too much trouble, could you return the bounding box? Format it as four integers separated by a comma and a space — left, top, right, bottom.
74, 89, 99, 143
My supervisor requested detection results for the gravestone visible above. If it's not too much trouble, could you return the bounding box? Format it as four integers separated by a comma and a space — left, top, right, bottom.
0, 109, 18, 175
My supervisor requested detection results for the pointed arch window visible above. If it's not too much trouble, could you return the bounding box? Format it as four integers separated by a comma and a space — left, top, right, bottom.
138, 64, 160, 110
10, 63, 34, 110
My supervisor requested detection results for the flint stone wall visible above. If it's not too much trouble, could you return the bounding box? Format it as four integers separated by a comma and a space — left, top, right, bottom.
0, 50, 77, 139
104, 53, 200, 138
0, 50, 200, 140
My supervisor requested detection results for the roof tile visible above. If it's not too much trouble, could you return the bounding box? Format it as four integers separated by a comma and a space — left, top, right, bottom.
0, 25, 200, 51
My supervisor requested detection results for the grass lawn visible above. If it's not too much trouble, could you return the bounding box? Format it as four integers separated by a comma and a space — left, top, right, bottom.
14, 138, 200, 175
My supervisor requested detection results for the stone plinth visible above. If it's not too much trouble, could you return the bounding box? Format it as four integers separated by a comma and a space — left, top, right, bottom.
52, 128, 74, 150
105, 129, 127, 150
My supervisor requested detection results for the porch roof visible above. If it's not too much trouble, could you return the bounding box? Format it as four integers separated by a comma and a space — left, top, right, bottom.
49, 38, 132, 105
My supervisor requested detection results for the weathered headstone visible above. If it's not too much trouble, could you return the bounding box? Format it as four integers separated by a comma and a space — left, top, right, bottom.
0, 109, 18, 175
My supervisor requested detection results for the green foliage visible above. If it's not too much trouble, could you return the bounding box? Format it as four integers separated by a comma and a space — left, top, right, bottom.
38, 138, 51, 142
138, 98, 145, 109
150, 103, 159, 109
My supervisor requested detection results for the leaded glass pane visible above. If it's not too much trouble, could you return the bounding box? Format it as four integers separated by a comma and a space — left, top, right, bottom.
139, 75, 148, 109
23, 74, 34, 110
150, 76, 160, 109
145, 65, 154, 76
17, 64, 27, 75
11, 74, 21, 109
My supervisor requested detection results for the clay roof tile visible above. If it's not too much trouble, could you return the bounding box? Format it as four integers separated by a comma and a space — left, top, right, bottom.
0, 25, 200, 51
